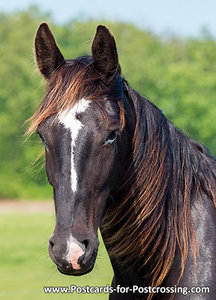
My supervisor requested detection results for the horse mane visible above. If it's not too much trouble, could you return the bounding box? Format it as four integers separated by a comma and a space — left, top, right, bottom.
102, 82, 216, 295
27, 56, 125, 135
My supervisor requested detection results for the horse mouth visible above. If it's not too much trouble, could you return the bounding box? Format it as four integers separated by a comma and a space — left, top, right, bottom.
56, 249, 98, 276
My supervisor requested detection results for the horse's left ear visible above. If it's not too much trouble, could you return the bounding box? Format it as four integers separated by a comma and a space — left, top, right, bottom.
92, 25, 119, 84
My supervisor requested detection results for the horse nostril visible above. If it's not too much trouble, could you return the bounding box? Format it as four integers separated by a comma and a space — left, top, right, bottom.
82, 239, 89, 250
49, 239, 54, 249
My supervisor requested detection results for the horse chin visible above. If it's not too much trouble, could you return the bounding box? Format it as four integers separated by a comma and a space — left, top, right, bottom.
57, 265, 94, 276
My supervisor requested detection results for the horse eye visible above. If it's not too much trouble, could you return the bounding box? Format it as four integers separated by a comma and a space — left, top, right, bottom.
37, 132, 48, 148
104, 130, 119, 145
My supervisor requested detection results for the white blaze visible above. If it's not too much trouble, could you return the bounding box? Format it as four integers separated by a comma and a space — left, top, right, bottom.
64, 235, 84, 270
59, 98, 90, 193
65, 235, 84, 270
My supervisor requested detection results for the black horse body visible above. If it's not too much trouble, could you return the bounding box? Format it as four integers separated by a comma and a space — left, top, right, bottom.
28, 23, 216, 299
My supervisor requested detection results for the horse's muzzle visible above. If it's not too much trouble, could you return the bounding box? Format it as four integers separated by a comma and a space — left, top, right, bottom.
48, 234, 99, 275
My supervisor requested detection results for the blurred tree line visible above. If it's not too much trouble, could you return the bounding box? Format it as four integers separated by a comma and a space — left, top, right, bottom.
1, 7, 216, 199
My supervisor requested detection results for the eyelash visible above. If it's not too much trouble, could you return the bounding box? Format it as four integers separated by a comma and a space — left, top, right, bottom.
37, 132, 48, 148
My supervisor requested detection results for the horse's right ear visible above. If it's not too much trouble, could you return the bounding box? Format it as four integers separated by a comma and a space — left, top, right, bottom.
92, 25, 119, 84
35, 23, 65, 79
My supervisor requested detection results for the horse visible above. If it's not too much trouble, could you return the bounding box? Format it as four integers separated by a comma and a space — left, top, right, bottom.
27, 23, 216, 299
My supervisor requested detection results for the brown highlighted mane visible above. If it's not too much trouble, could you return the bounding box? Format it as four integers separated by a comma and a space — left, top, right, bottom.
101, 83, 216, 297
27, 56, 124, 135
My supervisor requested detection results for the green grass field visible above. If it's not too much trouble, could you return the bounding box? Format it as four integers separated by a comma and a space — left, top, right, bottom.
0, 212, 113, 299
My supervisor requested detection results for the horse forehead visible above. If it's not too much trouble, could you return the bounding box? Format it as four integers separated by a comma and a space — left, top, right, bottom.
58, 98, 91, 130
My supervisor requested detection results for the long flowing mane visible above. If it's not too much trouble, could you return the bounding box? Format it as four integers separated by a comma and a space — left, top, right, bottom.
102, 82, 216, 292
